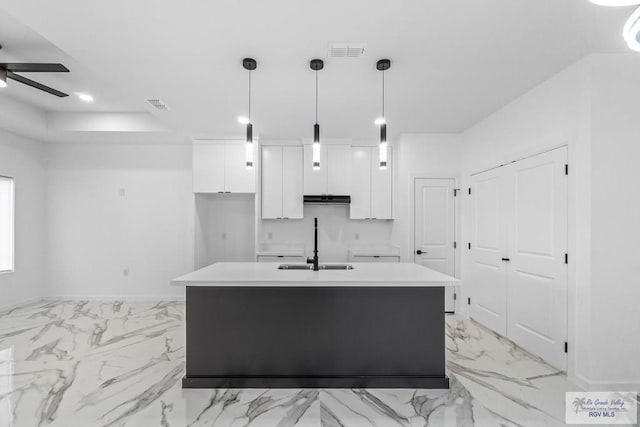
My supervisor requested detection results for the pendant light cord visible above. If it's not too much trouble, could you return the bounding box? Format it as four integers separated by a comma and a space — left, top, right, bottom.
248, 70, 252, 121
382, 70, 385, 119
315, 70, 318, 124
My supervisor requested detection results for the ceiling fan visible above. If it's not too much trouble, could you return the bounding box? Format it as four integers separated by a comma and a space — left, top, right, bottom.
0, 44, 70, 97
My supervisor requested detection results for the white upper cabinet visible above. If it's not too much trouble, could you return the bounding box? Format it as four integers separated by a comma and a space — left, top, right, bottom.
225, 141, 256, 193
371, 147, 393, 219
327, 145, 351, 195
303, 145, 351, 195
193, 142, 225, 193
261, 146, 283, 219
350, 147, 372, 219
261, 145, 303, 219
282, 146, 304, 219
193, 140, 256, 193
349, 146, 393, 220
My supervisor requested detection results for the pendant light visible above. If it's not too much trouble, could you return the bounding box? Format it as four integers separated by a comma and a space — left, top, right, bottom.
310, 59, 324, 170
376, 59, 391, 169
242, 58, 257, 169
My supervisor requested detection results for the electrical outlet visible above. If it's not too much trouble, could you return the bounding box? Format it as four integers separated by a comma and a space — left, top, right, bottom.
267, 232, 273, 240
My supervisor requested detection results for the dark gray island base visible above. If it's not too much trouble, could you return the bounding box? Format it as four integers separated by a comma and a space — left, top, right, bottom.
183, 286, 449, 389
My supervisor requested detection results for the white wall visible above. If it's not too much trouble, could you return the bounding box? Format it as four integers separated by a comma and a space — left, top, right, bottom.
393, 134, 463, 262
587, 54, 640, 388
45, 142, 193, 299
195, 193, 255, 268
461, 54, 640, 389
0, 130, 46, 309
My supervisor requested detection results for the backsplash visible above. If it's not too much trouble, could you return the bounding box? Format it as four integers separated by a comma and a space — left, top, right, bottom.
259, 205, 395, 262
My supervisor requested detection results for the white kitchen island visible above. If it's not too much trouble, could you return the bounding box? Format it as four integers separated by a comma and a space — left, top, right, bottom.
171, 262, 458, 389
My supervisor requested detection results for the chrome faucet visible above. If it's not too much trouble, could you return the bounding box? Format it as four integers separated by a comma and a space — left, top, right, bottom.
307, 217, 319, 271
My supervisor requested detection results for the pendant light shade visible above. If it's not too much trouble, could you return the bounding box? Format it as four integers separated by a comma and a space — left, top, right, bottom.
242, 58, 257, 169
376, 59, 391, 169
310, 59, 324, 170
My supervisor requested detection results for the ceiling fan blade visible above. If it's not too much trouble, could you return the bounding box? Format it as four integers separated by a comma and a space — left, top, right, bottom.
7, 71, 69, 97
0, 63, 69, 72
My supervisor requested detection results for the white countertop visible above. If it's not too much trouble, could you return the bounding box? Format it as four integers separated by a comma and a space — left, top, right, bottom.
171, 262, 459, 287
348, 245, 400, 257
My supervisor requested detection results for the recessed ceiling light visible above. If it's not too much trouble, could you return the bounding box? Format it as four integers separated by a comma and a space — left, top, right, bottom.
588, 0, 639, 5
75, 92, 94, 102
374, 117, 386, 125
624, 6, 640, 51
237, 116, 250, 125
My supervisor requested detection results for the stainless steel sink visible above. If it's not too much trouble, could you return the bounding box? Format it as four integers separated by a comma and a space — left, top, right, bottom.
277, 264, 354, 270
277, 264, 313, 270
319, 264, 354, 270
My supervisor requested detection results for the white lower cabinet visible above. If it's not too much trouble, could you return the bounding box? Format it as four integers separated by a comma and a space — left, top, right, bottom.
351, 255, 400, 263
350, 146, 392, 219
257, 255, 306, 263
261, 146, 303, 219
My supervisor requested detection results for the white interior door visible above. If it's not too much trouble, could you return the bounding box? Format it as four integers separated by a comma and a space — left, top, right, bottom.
470, 168, 509, 335
506, 146, 567, 370
414, 178, 456, 312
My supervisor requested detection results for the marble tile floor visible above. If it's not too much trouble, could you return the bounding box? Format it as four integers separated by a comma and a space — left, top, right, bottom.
0, 299, 585, 427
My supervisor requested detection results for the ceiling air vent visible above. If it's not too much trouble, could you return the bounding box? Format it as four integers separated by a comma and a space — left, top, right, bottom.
328, 43, 365, 58
146, 98, 169, 110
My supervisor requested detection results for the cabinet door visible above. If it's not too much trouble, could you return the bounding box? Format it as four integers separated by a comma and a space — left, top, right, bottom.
350, 147, 371, 219
371, 146, 393, 219
225, 141, 256, 193
353, 255, 400, 263
303, 144, 328, 194
261, 146, 283, 219
327, 145, 351, 195
257, 255, 306, 263
282, 146, 304, 219
193, 141, 225, 193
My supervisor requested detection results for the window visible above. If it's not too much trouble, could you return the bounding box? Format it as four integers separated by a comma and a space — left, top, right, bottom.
0, 176, 14, 273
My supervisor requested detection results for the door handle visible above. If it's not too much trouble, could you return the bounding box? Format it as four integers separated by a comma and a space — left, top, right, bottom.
416, 250, 424, 255
501, 258, 510, 262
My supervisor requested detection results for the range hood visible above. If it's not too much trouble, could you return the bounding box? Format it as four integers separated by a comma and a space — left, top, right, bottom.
303, 195, 351, 205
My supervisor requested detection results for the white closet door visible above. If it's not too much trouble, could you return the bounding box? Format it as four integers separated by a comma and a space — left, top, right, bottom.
282, 146, 304, 219
506, 147, 567, 370
470, 168, 509, 335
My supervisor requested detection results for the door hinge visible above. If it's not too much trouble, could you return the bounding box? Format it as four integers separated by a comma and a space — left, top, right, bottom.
454, 241, 457, 249
467, 297, 471, 305
565, 164, 569, 175
565, 253, 568, 264
468, 187, 472, 195
468, 242, 471, 250
564, 342, 568, 353
454, 293, 457, 301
